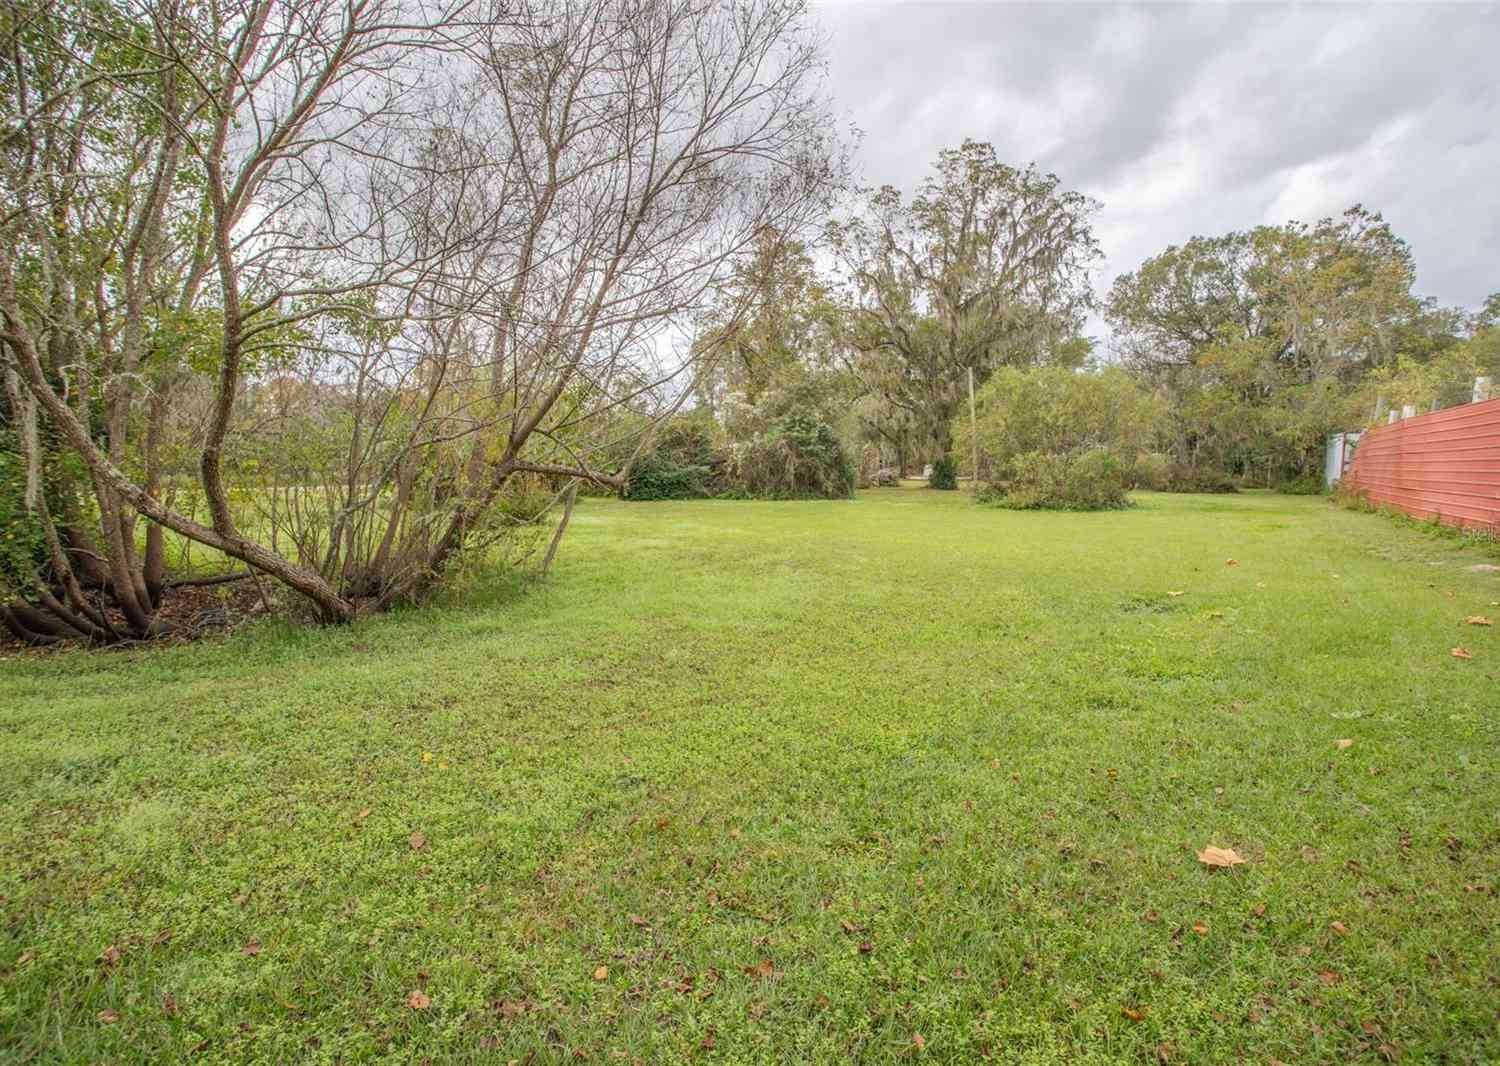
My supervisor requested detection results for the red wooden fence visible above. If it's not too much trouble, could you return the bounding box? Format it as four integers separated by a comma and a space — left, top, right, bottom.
1343, 397, 1500, 532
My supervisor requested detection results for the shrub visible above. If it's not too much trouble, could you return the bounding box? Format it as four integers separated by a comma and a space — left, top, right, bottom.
725, 411, 855, 499
1274, 474, 1326, 496
1163, 463, 1239, 494
623, 419, 721, 500
1130, 451, 1172, 490
979, 447, 1131, 511
929, 454, 959, 490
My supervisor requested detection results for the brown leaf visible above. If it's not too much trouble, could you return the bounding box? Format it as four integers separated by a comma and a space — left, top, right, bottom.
1330, 921, 1349, 936
409, 830, 427, 851
1334, 738, 1353, 750
1251, 903, 1267, 918
241, 939, 261, 957
1377, 1043, 1398, 1061
743, 958, 774, 979
357, 808, 372, 820
1450, 646, 1474, 659
162, 993, 178, 1018
1225, 558, 1239, 567
911, 1033, 926, 1050
97, 1008, 120, 1024
628, 914, 648, 927
839, 918, 857, 934
1463, 615, 1493, 626
1122, 1005, 1148, 1021
153, 929, 173, 945
1317, 970, 1342, 985
407, 989, 431, 1009
1191, 921, 1209, 936
16, 950, 35, 966
100, 944, 122, 966
858, 941, 873, 955
700, 1033, 716, 1051
1196, 845, 1245, 868
1156, 1044, 1174, 1064
592, 965, 609, 981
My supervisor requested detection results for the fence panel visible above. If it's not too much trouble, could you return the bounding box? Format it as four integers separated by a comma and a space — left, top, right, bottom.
1342, 397, 1500, 532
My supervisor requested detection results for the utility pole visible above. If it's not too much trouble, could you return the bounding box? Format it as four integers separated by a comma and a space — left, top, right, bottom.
967, 365, 979, 489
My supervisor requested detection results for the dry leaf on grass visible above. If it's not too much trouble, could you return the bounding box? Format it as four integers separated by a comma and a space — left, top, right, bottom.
241, 939, 261, 957
1330, 921, 1349, 936
912, 1033, 926, 1050
1122, 1005, 1148, 1021
1196, 845, 1246, 868
409, 831, 427, 851
1191, 921, 1209, 936
97, 1009, 120, 1024
1450, 647, 1474, 659
1463, 615, 1493, 626
407, 990, 431, 1009
1225, 558, 1239, 567
592, 965, 609, 981
743, 958, 774, 979
1334, 739, 1354, 750
1167, 590, 1185, 597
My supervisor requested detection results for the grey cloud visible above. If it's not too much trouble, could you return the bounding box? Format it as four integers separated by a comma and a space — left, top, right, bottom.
813, 1, 1500, 315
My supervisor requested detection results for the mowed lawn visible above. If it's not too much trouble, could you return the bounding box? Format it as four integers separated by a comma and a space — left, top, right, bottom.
1, 490, 1497, 1064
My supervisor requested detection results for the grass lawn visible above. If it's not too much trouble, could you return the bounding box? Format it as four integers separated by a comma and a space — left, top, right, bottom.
2, 488, 1497, 1063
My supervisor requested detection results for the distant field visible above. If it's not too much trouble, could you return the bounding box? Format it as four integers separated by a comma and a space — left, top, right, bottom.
2, 489, 1496, 1063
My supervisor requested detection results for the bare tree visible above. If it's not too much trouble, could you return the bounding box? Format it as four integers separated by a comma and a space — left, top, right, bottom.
0, 0, 840, 641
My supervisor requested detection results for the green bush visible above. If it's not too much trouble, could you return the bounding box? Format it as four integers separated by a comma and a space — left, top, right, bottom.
929, 454, 958, 490
1274, 474, 1326, 496
725, 411, 855, 499
979, 447, 1131, 511
1130, 451, 1172, 490
1163, 463, 1239, 494
625, 410, 854, 501
623, 420, 721, 500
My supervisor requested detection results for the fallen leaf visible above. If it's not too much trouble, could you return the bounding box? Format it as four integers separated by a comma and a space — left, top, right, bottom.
16, 950, 35, 966
593, 965, 609, 981
1451, 647, 1474, 659
437, 760, 449, 770
1334, 738, 1354, 750
1122, 1005, 1148, 1021
242, 939, 261, 957
1196, 845, 1245, 868
409, 831, 427, 851
912, 1032, 926, 1050
1464, 615, 1493, 626
162, 993, 178, 1018
839, 918, 857, 934
1330, 921, 1349, 936
97, 1008, 120, 1024
700, 1033, 716, 1051
420, 751, 434, 764
100, 944, 122, 966
1251, 903, 1266, 917
1156, 1044, 1174, 1064
743, 958, 774, 979
1167, 590, 1185, 597
357, 808, 372, 820
1318, 970, 1342, 985
628, 914, 648, 927
407, 989, 431, 1009
1192, 921, 1209, 936
1377, 1042, 1398, 1061
858, 941, 873, 955
1225, 558, 1239, 567
153, 929, 173, 945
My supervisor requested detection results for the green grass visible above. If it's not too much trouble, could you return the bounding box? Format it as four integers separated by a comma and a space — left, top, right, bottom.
2, 489, 1497, 1063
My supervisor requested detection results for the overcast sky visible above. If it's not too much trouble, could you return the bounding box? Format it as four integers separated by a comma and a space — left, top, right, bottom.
813, 0, 1500, 331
